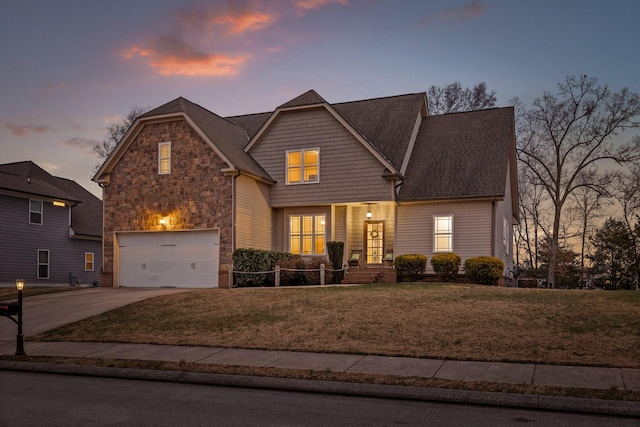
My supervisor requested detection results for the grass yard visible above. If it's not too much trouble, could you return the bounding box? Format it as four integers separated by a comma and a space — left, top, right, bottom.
32, 284, 640, 368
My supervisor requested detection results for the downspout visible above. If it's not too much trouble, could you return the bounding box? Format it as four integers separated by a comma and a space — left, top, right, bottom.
231, 172, 238, 287
491, 198, 496, 257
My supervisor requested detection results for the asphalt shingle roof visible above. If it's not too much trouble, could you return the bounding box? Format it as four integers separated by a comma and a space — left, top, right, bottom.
398, 107, 514, 201
137, 91, 515, 202
0, 161, 102, 237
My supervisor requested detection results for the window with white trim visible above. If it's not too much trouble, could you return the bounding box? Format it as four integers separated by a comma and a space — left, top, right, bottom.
158, 142, 171, 174
30, 199, 43, 224
434, 215, 453, 253
85, 252, 95, 271
286, 149, 319, 184
38, 249, 50, 279
289, 214, 325, 255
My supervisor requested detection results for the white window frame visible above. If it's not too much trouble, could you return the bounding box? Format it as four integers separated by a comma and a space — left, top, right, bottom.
85, 252, 95, 272
158, 141, 171, 175
289, 214, 326, 255
30, 199, 43, 225
37, 249, 50, 279
286, 148, 319, 185
433, 215, 453, 253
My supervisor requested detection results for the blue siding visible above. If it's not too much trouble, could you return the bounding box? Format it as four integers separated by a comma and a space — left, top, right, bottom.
0, 194, 102, 285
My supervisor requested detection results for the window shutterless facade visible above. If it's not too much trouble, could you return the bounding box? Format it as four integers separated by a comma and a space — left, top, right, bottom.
30, 199, 43, 224
289, 214, 325, 255
158, 142, 171, 174
286, 149, 319, 184
85, 252, 94, 271
434, 215, 453, 252
38, 249, 50, 279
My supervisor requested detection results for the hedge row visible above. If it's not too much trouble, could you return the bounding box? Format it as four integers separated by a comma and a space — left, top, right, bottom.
394, 253, 504, 285
232, 248, 298, 287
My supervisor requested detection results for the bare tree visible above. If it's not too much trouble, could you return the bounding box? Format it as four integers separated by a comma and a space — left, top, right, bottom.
517, 75, 640, 288
568, 169, 612, 270
93, 106, 149, 172
516, 164, 552, 274
427, 82, 497, 115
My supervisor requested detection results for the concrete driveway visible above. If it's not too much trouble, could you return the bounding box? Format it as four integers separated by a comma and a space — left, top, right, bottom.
0, 288, 195, 342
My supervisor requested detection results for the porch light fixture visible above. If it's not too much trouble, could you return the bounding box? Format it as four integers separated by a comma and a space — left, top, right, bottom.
15, 278, 25, 356
366, 204, 372, 219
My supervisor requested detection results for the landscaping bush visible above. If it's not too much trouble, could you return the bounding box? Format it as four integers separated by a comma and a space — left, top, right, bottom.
278, 257, 308, 286
464, 256, 504, 285
430, 253, 461, 282
394, 254, 427, 282
233, 248, 297, 287
326, 241, 344, 283
277, 257, 333, 286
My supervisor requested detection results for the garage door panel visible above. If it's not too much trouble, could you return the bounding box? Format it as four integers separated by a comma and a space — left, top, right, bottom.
117, 231, 219, 288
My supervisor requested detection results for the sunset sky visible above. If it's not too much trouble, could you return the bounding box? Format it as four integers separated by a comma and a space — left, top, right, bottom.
2, 0, 639, 198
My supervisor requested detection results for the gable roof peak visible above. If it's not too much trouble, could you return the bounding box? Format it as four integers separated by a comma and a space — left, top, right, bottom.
278, 89, 328, 109
140, 96, 201, 118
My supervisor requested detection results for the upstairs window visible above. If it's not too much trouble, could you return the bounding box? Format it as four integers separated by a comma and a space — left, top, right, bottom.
290, 214, 325, 255
287, 149, 319, 184
30, 200, 43, 224
158, 142, 171, 174
434, 215, 453, 253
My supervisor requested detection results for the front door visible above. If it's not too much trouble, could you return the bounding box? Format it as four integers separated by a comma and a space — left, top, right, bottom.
365, 221, 384, 265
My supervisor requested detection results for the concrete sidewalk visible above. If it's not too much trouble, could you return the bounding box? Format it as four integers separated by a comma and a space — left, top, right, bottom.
1, 340, 639, 393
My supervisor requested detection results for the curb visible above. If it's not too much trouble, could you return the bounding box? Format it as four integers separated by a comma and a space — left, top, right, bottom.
2, 360, 639, 418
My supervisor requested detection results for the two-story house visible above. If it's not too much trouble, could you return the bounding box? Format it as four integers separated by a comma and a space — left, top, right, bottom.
94, 90, 517, 288
0, 161, 103, 285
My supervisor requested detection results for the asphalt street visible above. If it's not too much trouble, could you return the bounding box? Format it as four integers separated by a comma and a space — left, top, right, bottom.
2, 371, 638, 427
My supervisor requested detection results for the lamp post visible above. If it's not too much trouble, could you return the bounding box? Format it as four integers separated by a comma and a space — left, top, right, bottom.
15, 278, 25, 356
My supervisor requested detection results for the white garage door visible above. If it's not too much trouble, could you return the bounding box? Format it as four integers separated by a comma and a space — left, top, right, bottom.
117, 230, 219, 288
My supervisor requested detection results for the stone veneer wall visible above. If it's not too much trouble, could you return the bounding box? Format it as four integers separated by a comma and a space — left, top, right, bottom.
101, 118, 233, 288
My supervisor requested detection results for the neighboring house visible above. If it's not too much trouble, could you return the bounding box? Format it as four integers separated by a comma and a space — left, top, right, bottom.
0, 161, 103, 285
94, 90, 518, 288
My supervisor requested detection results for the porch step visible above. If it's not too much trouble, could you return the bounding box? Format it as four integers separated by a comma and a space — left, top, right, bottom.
342, 269, 396, 284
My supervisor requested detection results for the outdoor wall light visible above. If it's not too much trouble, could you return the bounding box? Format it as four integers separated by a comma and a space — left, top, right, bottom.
366, 203, 372, 219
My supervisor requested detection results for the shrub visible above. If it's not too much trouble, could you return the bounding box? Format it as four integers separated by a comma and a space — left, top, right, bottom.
306, 256, 333, 285
278, 257, 308, 286
277, 257, 333, 286
394, 254, 427, 282
464, 256, 504, 285
431, 253, 461, 282
233, 248, 297, 287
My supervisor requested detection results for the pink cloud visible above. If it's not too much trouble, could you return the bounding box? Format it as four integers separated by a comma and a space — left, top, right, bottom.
175, 2, 277, 36
420, 1, 486, 27
122, 33, 252, 77
5, 122, 52, 137
121, 0, 347, 77
293, 0, 348, 14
